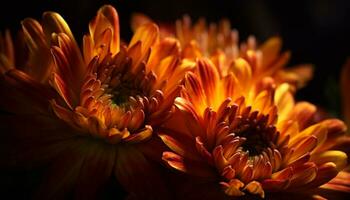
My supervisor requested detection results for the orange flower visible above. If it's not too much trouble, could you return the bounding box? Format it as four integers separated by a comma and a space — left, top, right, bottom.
160, 58, 349, 199
0, 14, 62, 83
0, 5, 192, 199
132, 15, 314, 90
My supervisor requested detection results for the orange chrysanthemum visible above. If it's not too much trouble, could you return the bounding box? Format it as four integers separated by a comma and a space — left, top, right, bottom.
132, 15, 314, 90
160, 58, 350, 199
0, 5, 192, 199
0, 16, 56, 83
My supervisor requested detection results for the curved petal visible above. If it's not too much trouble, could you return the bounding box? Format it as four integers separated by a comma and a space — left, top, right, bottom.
128, 23, 159, 69
90, 5, 120, 54
274, 83, 294, 121
21, 18, 52, 82
123, 125, 152, 144
310, 150, 348, 171
259, 37, 282, 70
162, 151, 216, 178
289, 102, 317, 130
42, 11, 75, 44
320, 171, 350, 193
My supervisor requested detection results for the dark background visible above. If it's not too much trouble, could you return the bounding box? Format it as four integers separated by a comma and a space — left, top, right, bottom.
1, 0, 350, 116
0, 0, 350, 198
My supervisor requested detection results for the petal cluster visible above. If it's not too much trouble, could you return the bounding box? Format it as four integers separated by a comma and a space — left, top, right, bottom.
0, 4, 349, 200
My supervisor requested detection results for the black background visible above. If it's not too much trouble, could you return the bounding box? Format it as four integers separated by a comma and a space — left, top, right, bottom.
0, 0, 350, 198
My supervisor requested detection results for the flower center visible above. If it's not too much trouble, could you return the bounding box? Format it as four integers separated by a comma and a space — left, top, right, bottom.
111, 80, 145, 106
233, 115, 277, 156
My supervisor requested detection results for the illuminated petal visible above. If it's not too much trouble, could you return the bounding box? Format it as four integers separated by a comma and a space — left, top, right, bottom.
162, 151, 216, 178
231, 58, 252, 91
50, 73, 75, 109
123, 125, 152, 144
259, 37, 282, 69
253, 90, 274, 114
274, 83, 294, 120
290, 102, 316, 130
305, 162, 338, 189
159, 132, 199, 161
311, 150, 347, 171
91, 5, 120, 54
221, 179, 245, 196
321, 171, 350, 193
182, 40, 203, 59
289, 123, 326, 147
147, 37, 180, 73
129, 23, 159, 61
289, 162, 317, 188
288, 136, 317, 162
42, 11, 75, 44
244, 181, 265, 198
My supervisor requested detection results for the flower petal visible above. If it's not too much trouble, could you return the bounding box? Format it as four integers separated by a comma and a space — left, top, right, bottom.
35, 138, 89, 199
311, 150, 348, 171
74, 140, 116, 199
274, 83, 294, 121
158, 132, 199, 161
129, 23, 158, 52
244, 181, 265, 198
162, 151, 216, 178
21, 18, 52, 82
123, 125, 152, 144
289, 102, 316, 130
91, 5, 120, 54
321, 171, 350, 193
115, 146, 170, 199
42, 11, 75, 44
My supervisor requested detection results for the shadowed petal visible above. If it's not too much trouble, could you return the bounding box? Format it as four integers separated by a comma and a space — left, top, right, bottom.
341, 58, 350, 126
74, 140, 116, 199
115, 146, 170, 200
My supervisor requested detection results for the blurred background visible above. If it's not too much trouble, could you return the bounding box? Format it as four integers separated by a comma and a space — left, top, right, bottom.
0, 0, 349, 198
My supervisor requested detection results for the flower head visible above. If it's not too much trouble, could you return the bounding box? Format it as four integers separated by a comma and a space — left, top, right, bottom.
132, 15, 314, 90
161, 58, 348, 199
50, 5, 192, 145
0, 5, 191, 199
